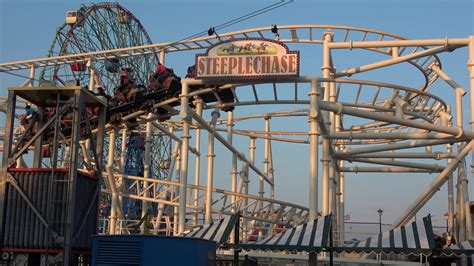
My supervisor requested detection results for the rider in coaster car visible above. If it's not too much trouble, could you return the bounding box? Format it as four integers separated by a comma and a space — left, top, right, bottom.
185, 65, 196, 79
89, 86, 110, 117
114, 68, 140, 105
149, 63, 181, 96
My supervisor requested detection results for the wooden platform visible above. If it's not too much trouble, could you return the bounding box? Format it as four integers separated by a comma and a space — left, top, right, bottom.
8, 86, 107, 107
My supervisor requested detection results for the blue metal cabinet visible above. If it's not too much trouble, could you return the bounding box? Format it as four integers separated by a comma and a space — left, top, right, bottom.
92, 235, 216, 266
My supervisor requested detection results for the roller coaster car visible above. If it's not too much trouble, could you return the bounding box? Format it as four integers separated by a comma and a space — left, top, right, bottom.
106, 79, 182, 125
49, 73, 236, 140
189, 85, 235, 112
185, 66, 235, 111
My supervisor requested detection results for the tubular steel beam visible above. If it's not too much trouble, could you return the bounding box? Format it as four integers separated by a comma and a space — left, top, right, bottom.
336, 139, 464, 156
347, 158, 444, 171
189, 108, 273, 185
340, 167, 442, 173
178, 82, 191, 234
393, 140, 474, 227
336, 152, 456, 160
141, 114, 153, 234
321, 31, 333, 216
318, 101, 473, 139
335, 46, 451, 78
205, 110, 220, 224
329, 132, 457, 140
228, 111, 239, 213
152, 121, 200, 155
308, 79, 320, 220
328, 38, 468, 49
193, 99, 203, 224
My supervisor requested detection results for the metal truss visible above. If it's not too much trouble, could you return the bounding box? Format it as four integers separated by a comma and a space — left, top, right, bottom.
1, 25, 474, 251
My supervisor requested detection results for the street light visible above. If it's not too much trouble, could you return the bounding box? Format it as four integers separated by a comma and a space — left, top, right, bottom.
377, 208, 383, 234
444, 212, 449, 232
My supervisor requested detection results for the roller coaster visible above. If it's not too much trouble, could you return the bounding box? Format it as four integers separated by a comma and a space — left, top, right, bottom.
1, 2, 474, 265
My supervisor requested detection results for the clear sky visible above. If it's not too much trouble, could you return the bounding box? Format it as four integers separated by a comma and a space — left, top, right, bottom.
1, 0, 473, 229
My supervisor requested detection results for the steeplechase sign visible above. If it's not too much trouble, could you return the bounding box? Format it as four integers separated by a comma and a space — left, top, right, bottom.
195, 38, 299, 79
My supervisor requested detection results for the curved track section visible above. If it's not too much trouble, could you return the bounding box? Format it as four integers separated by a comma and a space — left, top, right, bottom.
1, 23, 473, 248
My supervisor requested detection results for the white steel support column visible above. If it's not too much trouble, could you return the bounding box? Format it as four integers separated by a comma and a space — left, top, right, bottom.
322, 139, 330, 216
329, 78, 337, 243
322, 31, 334, 216
443, 108, 455, 235
249, 135, 256, 170
121, 127, 127, 172
28, 64, 35, 86
457, 162, 467, 241
160, 49, 166, 65
155, 143, 180, 234
268, 141, 275, 200
249, 135, 256, 202
117, 127, 125, 215
339, 160, 345, 246
335, 99, 344, 245
469, 36, 474, 167
190, 110, 272, 184
308, 79, 320, 221
178, 82, 191, 234
141, 113, 153, 233
193, 99, 203, 224
227, 110, 238, 212
440, 63, 474, 240
430, 66, 466, 236
242, 162, 250, 243
106, 130, 121, 234
466, 36, 474, 240
264, 116, 272, 200
245, 136, 256, 243
455, 86, 472, 239
172, 126, 180, 235
205, 110, 220, 224
87, 58, 95, 92
329, 79, 337, 206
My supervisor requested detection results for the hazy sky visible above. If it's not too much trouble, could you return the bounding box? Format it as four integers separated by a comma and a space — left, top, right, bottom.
1, 0, 473, 229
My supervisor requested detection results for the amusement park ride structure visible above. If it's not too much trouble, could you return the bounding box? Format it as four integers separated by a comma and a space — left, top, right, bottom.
1, 2, 474, 264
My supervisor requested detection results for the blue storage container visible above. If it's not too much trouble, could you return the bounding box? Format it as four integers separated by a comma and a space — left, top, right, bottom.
92, 235, 216, 266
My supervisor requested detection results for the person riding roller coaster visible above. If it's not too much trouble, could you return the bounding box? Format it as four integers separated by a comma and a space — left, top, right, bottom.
148, 63, 181, 97
107, 64, 182, 125
114, 68, 143, 105
113, 64, 181, 106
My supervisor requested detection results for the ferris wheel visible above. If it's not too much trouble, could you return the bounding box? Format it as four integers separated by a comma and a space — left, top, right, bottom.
38, 2, 158, 94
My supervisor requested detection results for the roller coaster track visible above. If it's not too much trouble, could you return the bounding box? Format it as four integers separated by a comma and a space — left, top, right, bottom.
108, 172, 309, 226
121, 77, 448, 142
3, 24, 468, 91
2, 25, 473, 244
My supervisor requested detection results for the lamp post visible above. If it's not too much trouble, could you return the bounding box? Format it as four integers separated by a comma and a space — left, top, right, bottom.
444, 212, 449, 232
377, 208, 383, 234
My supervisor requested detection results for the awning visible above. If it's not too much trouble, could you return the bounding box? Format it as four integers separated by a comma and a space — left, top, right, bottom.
238, 215, 332, 252
182, 214, 238, 245
440, 240, 474, 256
336, 215, 435, 255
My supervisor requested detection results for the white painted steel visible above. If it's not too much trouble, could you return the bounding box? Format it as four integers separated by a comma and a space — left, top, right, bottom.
205, 110, 220, 224
308, 79, 319, 221
393, 141, 474, 227
3, 25, 474, 251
